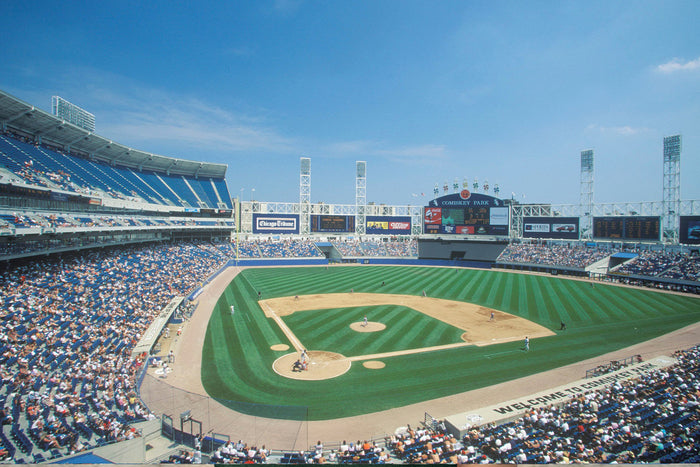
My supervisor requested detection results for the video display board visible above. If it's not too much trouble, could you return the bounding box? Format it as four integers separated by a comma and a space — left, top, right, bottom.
366, 216, 411, 235
252, 213, 299, 234
523, 217, 580, 239
680, 216, 700, 245
310, 215, 355, 233
593, 216, 660, 241
423, 191, 509, 235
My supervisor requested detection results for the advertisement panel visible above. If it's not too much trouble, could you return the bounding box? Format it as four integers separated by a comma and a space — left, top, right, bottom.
366, 216, 411, 235
252, 214, 299, 234
523, 217, 580, 239
679, 216, 700, 245
422, 192, 509, 235
310, 215, 355, 233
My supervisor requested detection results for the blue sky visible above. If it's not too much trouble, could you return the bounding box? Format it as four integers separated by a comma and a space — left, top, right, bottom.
1, 0, 698, 207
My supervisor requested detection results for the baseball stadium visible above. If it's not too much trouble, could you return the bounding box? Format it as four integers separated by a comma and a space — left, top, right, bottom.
1, 88, 700, 466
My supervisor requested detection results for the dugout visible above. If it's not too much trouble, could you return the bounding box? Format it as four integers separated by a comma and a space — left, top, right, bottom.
418, 238, 508, 263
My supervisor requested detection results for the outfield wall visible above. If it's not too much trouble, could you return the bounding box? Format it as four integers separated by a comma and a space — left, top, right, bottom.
230, 257, 493, 269
418, 238, 508, 261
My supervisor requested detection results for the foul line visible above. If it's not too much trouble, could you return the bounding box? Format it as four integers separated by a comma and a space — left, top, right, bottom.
261, 302, 305, 353
346, 341, 472, 362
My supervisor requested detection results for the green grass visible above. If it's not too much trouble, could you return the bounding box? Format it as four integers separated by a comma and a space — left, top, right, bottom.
200, 266, 700, 420
284, 305, 466, 357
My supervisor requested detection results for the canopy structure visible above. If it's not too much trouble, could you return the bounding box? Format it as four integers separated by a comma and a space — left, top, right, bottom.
0, 89, 227, 179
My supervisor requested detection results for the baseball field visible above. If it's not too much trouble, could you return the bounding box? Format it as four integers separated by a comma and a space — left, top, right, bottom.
200, 265, 700, 421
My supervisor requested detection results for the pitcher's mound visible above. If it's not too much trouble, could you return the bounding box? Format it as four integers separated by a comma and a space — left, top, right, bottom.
350, 322, 386, 332
273, 351, 351, 380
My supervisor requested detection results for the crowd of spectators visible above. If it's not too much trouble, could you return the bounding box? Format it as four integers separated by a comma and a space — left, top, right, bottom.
497, 243, 612, 269
615, 250, 700, 282
0, 241, 236, 462
332, 239, 418, 258
586, 355, 642, 378
254, 238, 323, 258
0, 136, 80, 194
0, 210, 232, 233
208, 439, 270, 464
607, 276, 700, 295
383, 345, 700, 464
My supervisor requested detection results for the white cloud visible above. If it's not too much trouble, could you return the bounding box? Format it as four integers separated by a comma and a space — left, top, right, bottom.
586, 124, 649, 136
656, 57, 700, 73
87, 89, 296, 155
322, 140, 448, 164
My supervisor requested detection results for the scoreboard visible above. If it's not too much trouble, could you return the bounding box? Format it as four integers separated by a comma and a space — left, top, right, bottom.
441, 206, 490, 226
593, 216, 659, 241
593, 217, 623, 239
423, 192, 509, 236
310, 215, 355, 233
624, 216, 660, 240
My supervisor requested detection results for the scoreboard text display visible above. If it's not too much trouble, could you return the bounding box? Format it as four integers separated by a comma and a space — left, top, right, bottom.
423, 191, 508, 235
593, 216, 660, 241
310, 215, 355, 233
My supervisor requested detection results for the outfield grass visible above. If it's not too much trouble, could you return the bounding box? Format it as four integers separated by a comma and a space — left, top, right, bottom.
201, 266, 700, 420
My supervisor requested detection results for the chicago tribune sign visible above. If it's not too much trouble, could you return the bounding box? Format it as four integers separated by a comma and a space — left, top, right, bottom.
257, 218, 296, 229
253, 214, 299, 233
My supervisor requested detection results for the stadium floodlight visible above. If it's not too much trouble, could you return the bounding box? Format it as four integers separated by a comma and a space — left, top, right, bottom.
356, 161, 367, 235
580, 150, 594, 240
51, 96, 95, 132
663, 135, 681, 162
662, 135, 681, 243
300, 157, 311, 235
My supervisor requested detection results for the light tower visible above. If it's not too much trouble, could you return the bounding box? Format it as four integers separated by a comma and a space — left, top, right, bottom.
580, 150, 594, 240
299, 157, 311, 235
662, 135, 681, 244
356, 161, 367, 235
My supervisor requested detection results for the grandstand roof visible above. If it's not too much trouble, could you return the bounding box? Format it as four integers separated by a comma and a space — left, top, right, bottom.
0, 89, 227, 179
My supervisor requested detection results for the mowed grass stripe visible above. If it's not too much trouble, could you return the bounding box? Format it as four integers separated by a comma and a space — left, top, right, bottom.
540, 278, 576, 328
430, 270, 462, 297
496, 271, 515, 313
556, 280, 597, 325
471, 270, 495, 303
484, 270, 506, 308
593, 285, 655, 321
453, 270, 481, 301
525, 276, 548, 323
